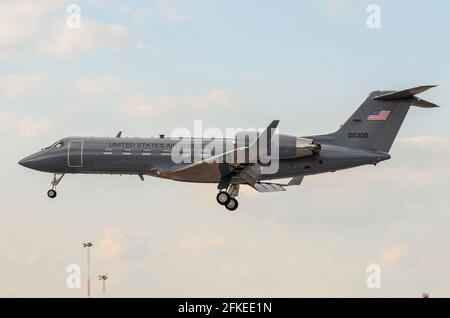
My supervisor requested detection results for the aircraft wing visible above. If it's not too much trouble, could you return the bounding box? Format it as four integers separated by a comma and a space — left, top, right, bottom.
158, 121, 280, 183
158, 146, 251, 182
158, 121, 307, 192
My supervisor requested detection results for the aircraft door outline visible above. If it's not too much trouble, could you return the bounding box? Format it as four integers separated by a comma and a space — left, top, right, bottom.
68, 140, 84, 167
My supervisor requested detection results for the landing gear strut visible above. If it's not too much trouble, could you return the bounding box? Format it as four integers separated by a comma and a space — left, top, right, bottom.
216, 183, 240, 211
48, 173, 64, 199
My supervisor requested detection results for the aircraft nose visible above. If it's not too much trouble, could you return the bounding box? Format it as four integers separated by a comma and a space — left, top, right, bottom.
19, 154, 41, 169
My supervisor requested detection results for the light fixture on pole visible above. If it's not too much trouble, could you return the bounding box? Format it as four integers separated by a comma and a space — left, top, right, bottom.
98, 274, 108, 297
82, 242, 93, 297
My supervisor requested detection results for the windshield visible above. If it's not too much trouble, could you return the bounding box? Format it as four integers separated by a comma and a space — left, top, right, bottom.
46, 140, 65, 149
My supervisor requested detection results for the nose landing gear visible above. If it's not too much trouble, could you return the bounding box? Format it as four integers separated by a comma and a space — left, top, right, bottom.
47, 174, 64, 199
216, 184, 240, 212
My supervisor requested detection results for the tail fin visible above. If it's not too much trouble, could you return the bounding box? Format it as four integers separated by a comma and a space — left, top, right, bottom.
330, 85, 439, 153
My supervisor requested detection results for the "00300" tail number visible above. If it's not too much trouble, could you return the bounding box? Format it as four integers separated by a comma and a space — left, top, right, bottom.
348, 132, 369, 139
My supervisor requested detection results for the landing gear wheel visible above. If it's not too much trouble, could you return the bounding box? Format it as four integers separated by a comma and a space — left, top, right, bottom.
225, 198, 238, 211
47, 189, 57, 199
216, 191, 230, 205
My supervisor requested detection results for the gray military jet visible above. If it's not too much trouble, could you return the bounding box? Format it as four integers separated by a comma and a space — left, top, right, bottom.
19, 86, 438, 211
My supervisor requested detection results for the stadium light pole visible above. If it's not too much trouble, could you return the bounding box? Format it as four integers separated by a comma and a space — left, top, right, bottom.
82, 242, 93, 297
98, 274, 108, 297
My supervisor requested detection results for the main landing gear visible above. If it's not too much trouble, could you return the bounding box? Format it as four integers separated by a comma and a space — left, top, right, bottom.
216, 184, 239, 212
47, 173, 64, 199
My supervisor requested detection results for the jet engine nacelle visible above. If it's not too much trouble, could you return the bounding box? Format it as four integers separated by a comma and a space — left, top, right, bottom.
277, 134, 321, 159
234, 131, 320, 160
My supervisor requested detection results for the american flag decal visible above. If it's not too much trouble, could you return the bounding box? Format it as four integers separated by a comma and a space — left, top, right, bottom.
367, 110, 391, 121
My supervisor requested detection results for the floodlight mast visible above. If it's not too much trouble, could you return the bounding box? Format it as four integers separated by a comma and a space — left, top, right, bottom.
82, 242, 93, 297
98, 274, 108, 297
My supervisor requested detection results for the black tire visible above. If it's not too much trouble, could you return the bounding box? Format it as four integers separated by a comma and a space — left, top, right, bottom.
47, 189, 57, 199
216, 191, 230, 205
225, 198, 238, 211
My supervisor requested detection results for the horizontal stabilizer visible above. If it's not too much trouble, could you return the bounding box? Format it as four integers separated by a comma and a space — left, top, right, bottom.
373, 85, 439, 108
373, 85, 436, 101
411, 98, 439, 108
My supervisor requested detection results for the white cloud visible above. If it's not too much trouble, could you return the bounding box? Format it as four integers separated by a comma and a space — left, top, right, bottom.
96, 229, 153, 261
134, 41, 164, 56
159, 0, 186, 25
0, 0, 129, 60
118, 6, 154, 25
121, 89, 239, 119
117, 2, 184, 26
86, 0, 109, 8
39, 18, 129, 60
0, 73, 51, 99
316, 0, 359, 20
380, 243, 411, 267
397, 136, 450, 153
0, 1, 191, 60
71, 75, 132, 95
0, 111, 52, 138
324, 0, 352, 17
0, 0, 61, 56
3, 253, 42, 265
176, 232, 256, 254
177, 234, 227, 252
0, 0, 65, 58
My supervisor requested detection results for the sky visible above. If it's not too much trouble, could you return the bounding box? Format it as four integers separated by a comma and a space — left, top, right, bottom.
0, 0, 449, 297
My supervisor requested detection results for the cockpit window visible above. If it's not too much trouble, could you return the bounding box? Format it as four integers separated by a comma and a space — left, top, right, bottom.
46, 141, 65, 149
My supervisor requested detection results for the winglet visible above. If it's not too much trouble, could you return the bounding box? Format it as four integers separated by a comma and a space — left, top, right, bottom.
373, 85, 439, 108
264, 120, 280, 147
268, 120, 280, 130
250, 120, 279, 148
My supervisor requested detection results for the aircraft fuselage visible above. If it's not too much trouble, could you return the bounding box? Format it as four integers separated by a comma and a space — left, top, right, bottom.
19, 136, 390, 183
